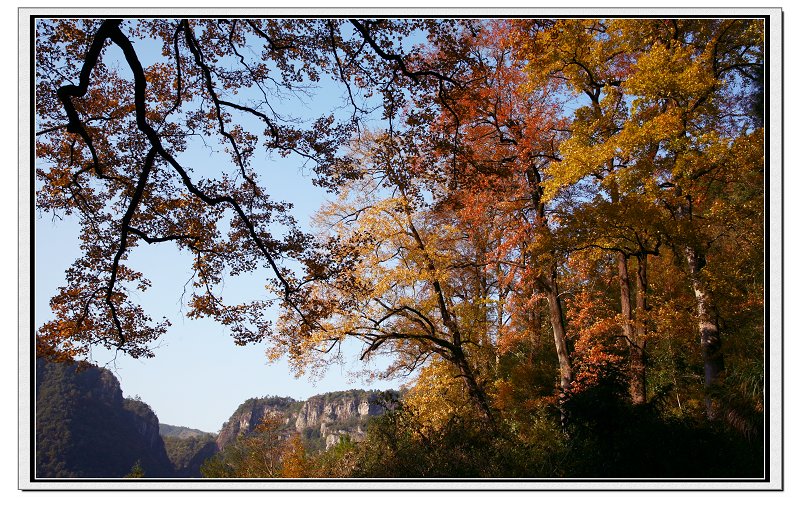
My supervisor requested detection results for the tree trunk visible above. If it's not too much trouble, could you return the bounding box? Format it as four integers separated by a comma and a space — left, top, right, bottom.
618, 252, 646, 404
453, 349, 495, 425
526, 164, 572, 407
403, 204, 495, 426
686, 245, 724, 419
542, 269, 573, 393
630, 253, 648, 405
617, 251, 635, 342
617, 251, 644, 404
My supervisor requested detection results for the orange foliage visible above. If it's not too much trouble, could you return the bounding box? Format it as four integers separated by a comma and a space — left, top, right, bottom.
567, 290, 626, 394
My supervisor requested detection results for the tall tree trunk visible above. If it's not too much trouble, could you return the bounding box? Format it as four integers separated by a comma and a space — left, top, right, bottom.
630, 253, 648, 405
525, 164, 572, 407
402, 200, 495, 426
617, 251, 649, 404
686, 245, 724, 419
542, 269, 573, 393
617, 251, 635, 341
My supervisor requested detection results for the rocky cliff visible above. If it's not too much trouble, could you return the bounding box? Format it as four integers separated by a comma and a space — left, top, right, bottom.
215, 396, 302, 449
295, 390, 396, 449
35, 358, 174, 478
217, 389, 398, 451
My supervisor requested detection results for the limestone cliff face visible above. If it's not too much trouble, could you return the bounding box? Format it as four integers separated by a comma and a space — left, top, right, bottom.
215, 396, 301, 449
295, 391, 392, 448
217, 390, 397, 451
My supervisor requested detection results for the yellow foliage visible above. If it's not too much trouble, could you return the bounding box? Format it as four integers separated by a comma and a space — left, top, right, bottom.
402, 358, 475, 438
624, 42, 718, 102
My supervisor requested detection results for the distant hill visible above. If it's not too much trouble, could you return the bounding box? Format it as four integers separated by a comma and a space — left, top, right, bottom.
35, 358, 174, 478
159, 424, 215, 439
158, 424, 219, 477
161, 432, 218, 478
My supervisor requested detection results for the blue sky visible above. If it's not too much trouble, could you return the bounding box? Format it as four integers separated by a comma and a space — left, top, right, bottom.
35, 179, 406, 434
36, 191, 405, 434
34, 19, 411, 433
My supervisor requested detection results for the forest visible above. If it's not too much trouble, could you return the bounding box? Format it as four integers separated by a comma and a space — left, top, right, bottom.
34, 17, 766, 479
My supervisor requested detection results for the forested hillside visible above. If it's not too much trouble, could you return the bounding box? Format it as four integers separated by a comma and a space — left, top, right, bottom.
35, 17, 767, 479
36, 359, 174, 478
159, 424, 215, 439
161, 432, 218, 478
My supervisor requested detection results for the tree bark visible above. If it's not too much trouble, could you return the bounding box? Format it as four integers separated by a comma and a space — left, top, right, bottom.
453, 349, 495, 425
686, 245, 724, 419
542, 269, 573, 393
617, 251, 635, 342
630, 253, 648, 405
618, 252, 643, 403
617, 251, 648, 404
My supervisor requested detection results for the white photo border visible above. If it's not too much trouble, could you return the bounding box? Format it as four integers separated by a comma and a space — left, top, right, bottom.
19, 7, 783, 491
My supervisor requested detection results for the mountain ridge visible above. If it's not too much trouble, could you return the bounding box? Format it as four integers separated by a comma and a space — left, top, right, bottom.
215, 389, 400, 452
36, 358, 174, 478
159, 423, 216, 439
36, 357, 400, 478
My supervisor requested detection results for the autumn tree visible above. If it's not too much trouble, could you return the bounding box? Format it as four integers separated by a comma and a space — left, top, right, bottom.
200, 412, 292, 478
35, 18, 467, 363
280, 433, 308, 478
272, 130, 498, 423
398, 20, 576, 401
506, 19, 660, 404
511, 19, 764, 414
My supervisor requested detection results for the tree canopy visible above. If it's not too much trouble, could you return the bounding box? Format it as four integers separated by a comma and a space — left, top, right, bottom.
36, 18, 766, 469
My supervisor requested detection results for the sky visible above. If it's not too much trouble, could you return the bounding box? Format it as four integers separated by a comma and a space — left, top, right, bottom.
35, 181, 406, 434
33, 19, 410, 433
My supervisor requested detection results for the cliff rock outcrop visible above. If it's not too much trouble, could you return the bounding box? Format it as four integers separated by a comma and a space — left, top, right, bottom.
35, 358, 174, 478
217, 389, 398, 451
215, 396, 301, 449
